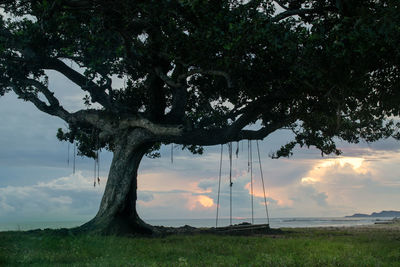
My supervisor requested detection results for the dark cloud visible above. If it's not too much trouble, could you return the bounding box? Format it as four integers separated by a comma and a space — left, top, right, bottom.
290, 185, 328, 207
197, 180, 215, 191
137, 191, 154, 202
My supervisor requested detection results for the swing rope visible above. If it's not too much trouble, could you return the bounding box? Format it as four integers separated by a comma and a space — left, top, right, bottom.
249, 140, 254, 224
235, 141, 239, 158
94, 130, 100, 187
215, 144, 223, 228
73, 142, 76, 175
67, 143, 70, 166
256, 140, 270, 225
215, 140, 270, 228
247, 140, 250, 172
93, 131, 97, 187
97, 149, 100, 185
228, 142, 233, 226
93, 154, 97, 187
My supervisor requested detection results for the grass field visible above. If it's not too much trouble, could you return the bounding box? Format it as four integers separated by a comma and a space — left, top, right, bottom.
1, 223, 400, 266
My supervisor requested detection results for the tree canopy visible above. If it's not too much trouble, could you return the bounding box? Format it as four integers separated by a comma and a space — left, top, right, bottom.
1, 0, 400, 234
1, 0, 400, 156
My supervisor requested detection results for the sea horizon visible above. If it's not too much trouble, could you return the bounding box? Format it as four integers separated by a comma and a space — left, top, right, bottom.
0, 216, 395, 232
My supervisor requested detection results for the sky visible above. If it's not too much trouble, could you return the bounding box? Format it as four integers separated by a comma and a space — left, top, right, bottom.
1, 68, 400, 225
0, 5, 399, 225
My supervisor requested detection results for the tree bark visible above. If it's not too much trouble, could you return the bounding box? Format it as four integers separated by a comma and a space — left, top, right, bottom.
77, 129, 155, 235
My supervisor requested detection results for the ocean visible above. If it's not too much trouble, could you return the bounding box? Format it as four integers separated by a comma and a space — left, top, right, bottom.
0, 217, 391, 232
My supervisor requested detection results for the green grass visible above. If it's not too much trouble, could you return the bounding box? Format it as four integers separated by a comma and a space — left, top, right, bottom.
1, 226, 400, 266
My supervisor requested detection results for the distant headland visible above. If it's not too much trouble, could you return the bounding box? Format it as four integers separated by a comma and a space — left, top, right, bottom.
345, 210, 400, 218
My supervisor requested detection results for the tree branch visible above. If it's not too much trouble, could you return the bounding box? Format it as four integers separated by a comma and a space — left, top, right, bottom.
155, 66, 233, 89
68, 110, 184, 139
154, 67, 182, 88
119, 116, 184, 137
146, 71, 167, 121
25, 79, 60, 107
225, 96, 273, 137
119, 31, 144, 76
272, 4, 338, 22
163, 121, 285, 146
44, 58, 113, 110
237, 124, 282, 140
154, 65, 188, 123
156, 65, 234, 124
9, 79, 70, 120
274, 0, 289, 10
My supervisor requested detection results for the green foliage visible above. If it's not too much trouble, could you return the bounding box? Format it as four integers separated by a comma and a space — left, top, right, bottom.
57, 127, 103, 159
145, 142, 162, 159
182, 144, 204, 155
1, 226, 400, 266
1, 0, 400, 158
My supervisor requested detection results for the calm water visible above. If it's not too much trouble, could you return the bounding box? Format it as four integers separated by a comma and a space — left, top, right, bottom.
0, 217, 392, 232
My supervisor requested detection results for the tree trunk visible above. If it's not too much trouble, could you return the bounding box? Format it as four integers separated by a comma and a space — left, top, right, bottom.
78, 130, 155, 236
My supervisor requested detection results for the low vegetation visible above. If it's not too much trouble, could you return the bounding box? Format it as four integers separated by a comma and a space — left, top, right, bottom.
1, 224, 400, 266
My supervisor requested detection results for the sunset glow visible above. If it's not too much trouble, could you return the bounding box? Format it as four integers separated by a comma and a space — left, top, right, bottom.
185, 195, 215, 210
320, 157, 365, 171
197, 195, 214, 208
301, 177, 318, 184
301, 157, 367, 185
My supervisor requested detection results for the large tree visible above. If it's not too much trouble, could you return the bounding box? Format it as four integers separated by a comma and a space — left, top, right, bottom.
1, 0, 399, 235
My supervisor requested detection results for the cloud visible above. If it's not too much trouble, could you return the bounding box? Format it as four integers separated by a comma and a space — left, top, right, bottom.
279, 155, 400, 216
137, 191, 154, 202
135, 139, 400, 219
135, 163, 279, 220
0, 196, 15, 213
0, 172, 104, 222
36, 172, 102, 191
291, 185, 328, 207
2, 132, 400, 223
49, 196, 73, 205
2, 81, 400, 223
186, 195, 214, 210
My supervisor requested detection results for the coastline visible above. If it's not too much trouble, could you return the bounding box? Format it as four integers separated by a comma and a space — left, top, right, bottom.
287, 218, 400, 233
1, 216, 398, 232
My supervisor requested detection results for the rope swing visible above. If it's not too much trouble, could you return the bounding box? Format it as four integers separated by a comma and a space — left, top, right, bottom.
214, 139, 271, 229
67, 142, 70, 166
94, 130, 100, 187
65, 127, 102, 187
249, 140, 254, 224
247, 140, 250, 173
93, 154, 97, 187
256, 140, 270, 225
228, 142, 233, 226
73, 141, 76, 175
215, 144, 223, 228
97, 150, 100, 186
236, 141, 239, 158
